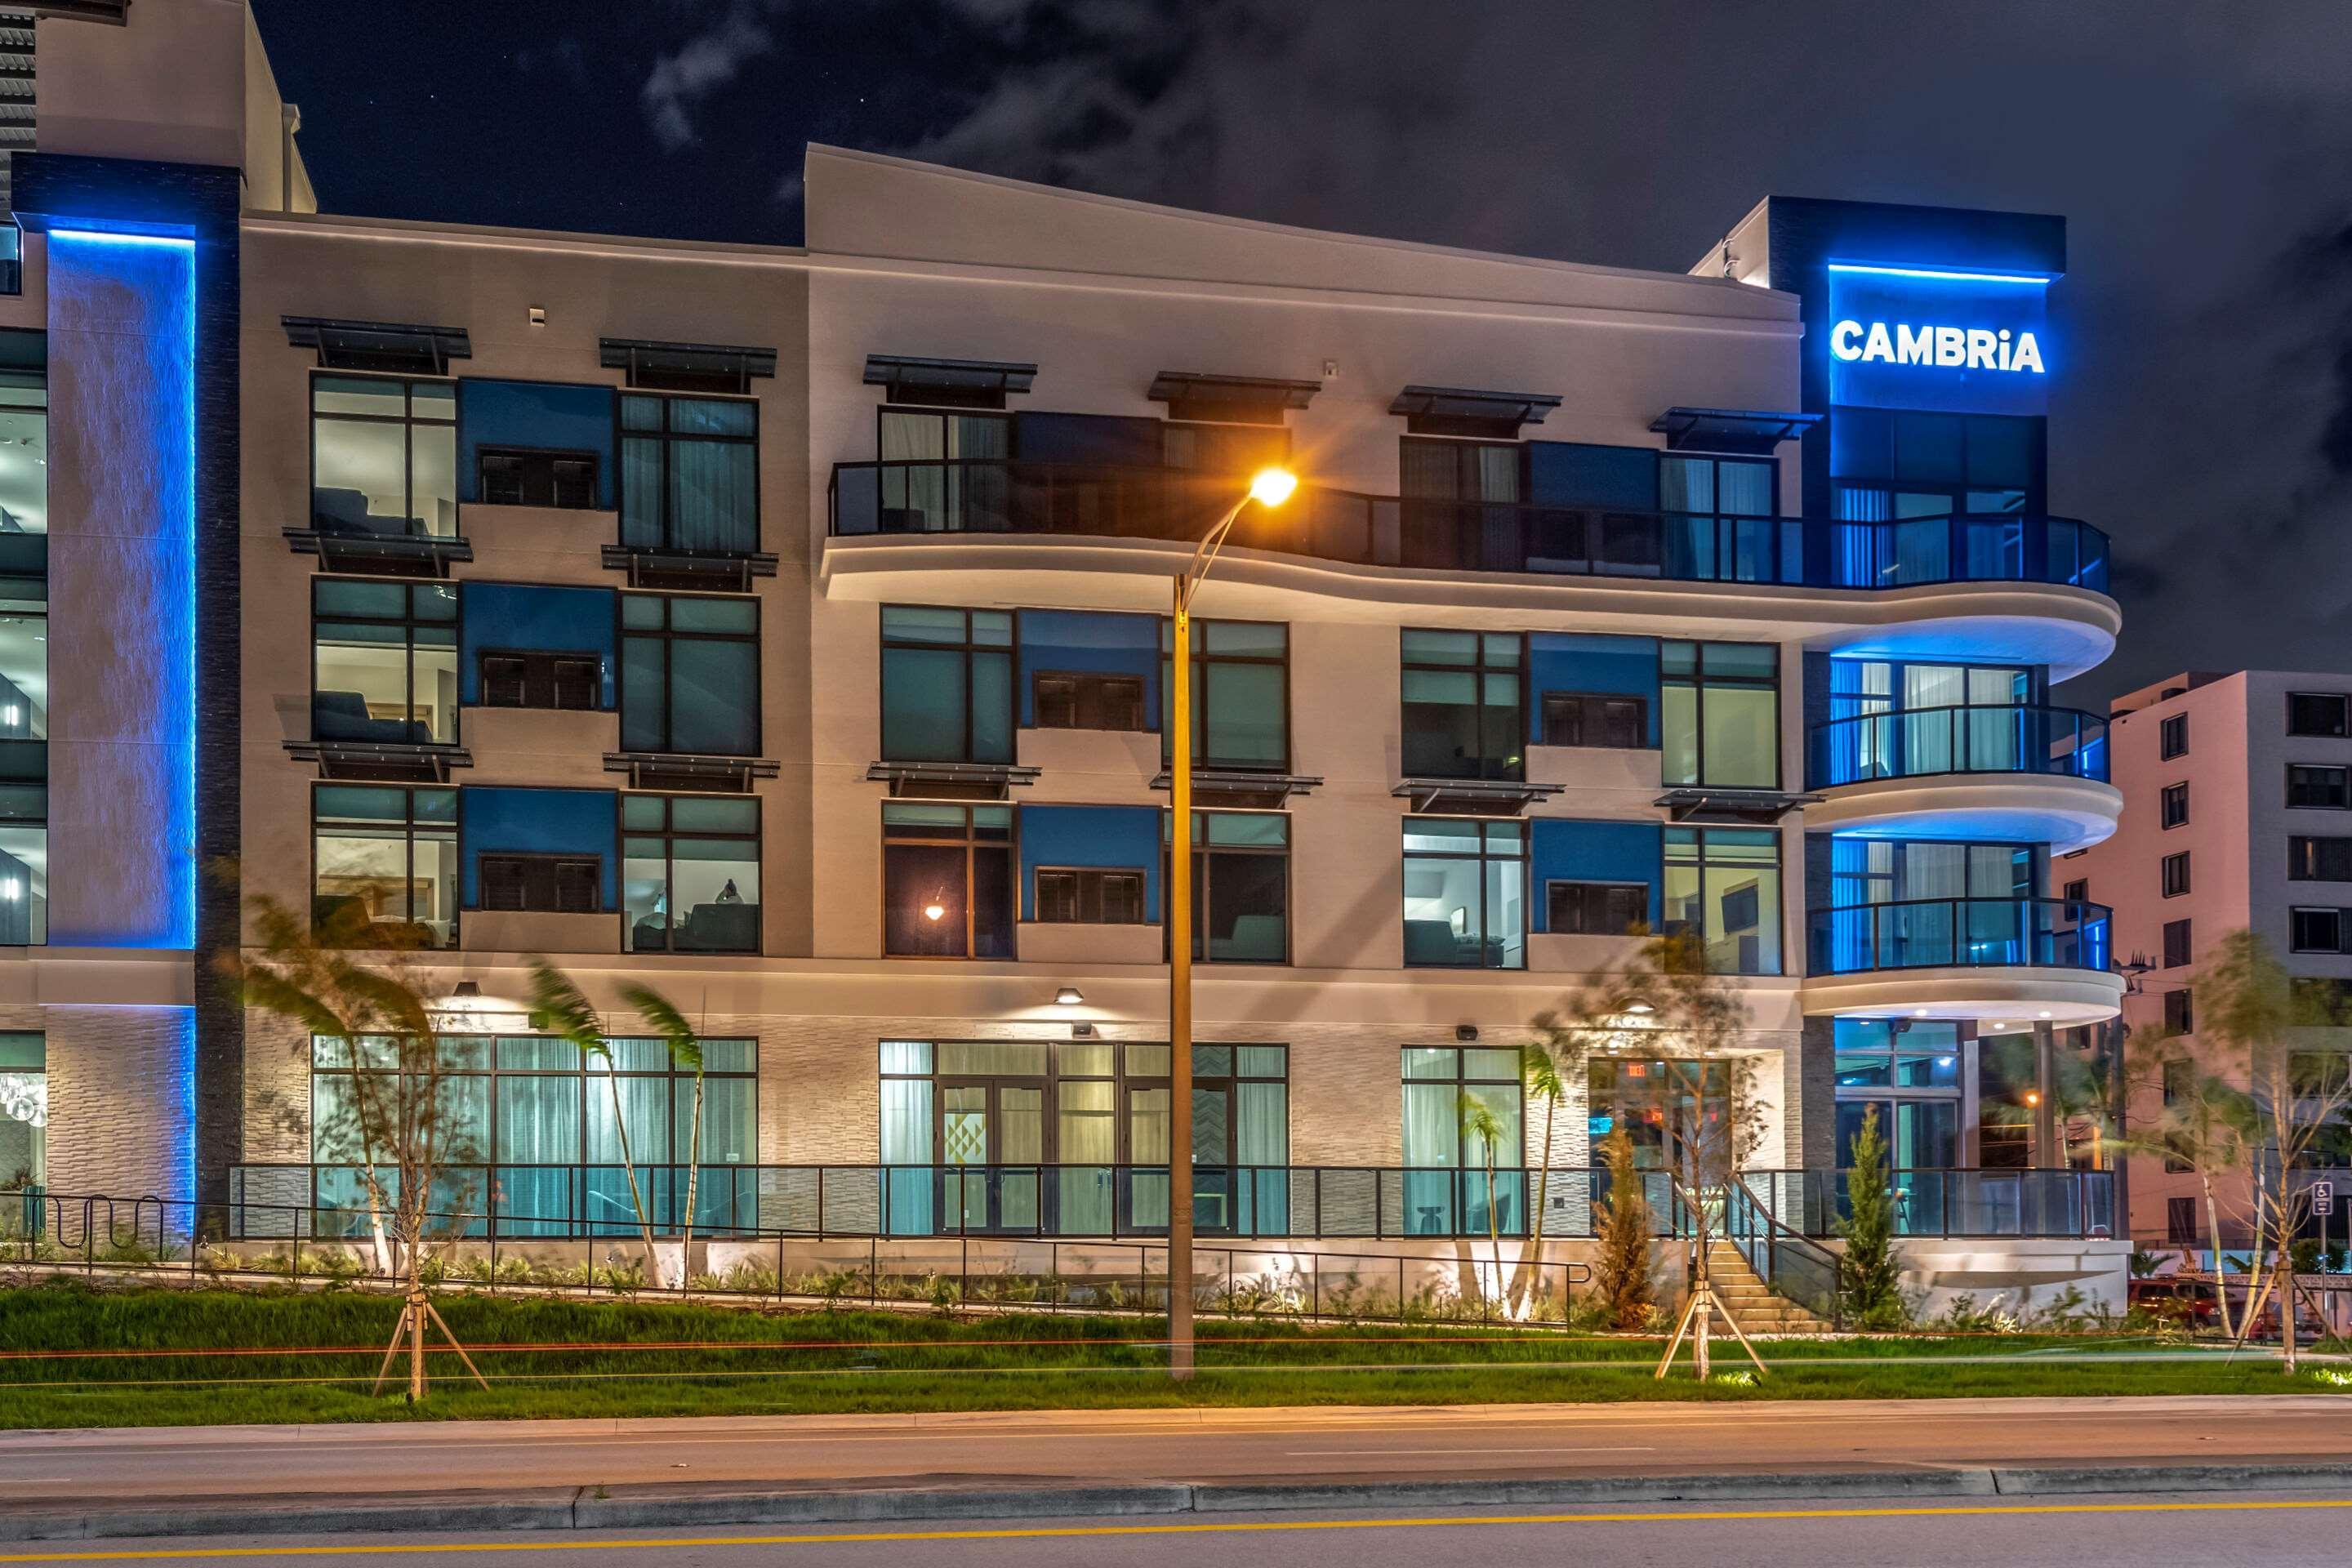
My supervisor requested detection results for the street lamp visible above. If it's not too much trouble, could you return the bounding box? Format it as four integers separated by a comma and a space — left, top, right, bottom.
1167, 465, 1295, 1381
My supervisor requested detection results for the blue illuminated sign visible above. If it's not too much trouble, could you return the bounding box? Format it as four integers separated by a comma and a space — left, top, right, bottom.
1825, 262, 2050, 416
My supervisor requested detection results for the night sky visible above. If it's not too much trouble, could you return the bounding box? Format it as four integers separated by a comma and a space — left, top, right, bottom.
247, 0, 2352, 707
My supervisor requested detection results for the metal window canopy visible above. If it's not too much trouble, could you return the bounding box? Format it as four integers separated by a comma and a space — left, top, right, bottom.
600, 337, 776, 394
1151, 768, 1322, 808
284, 739, 472, 783
285, 525, 472, 579
1147, 371, 1320, 426
866, 760, 1042, 800
604, 752, 780, 794
863, 354, 1037, 408
600, 544, 778, 592
1388, 385, 1561, 439
1655, 787, 1821, 824
283, 317, 471, 376
1393, 777, 1564, 816
26, 2, 128, 21
1647, 407, 1823, 455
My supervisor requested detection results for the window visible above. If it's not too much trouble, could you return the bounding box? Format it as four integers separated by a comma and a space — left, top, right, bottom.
2292, 907, 2343, 955
1164, 619, 1287, 772
620, 594, 759, 756
2163, 917, 2193, 967
2163, 990, 2194, 1036
2292, 837, 2352, 882
1400, 630, 1521, 781
479, 448, 598, 510
1662, 640, 1779, 789
1032, 671, 1145, 733
1542, 691, 1647, 750
2162, 851, 2190, 898
479, 651, 599, 711
313, 785, 457, 947
310, 375, 457, 537
881, 607, 1012, 764
2160, 782, 2189, 827
1162, 421, 1290, 472
1546, 880, 1650, 936
2063, 878, 2089, 903
884, 803, 1013, 959
2167, 1196, 2198, 1244
2159, 713, 2188, 760
0, 1034, 40, 1190
0, 778, 41, 947
1401, 1045, 1525, 1236
1168, 810, 1289, 964
2290, 693, 2350, 737
1830, 408, 2036, 523
1829, 1018, 1962, 1168
1035, 867, 1146, 924
480, 853, 602, 914
619, 393, 757, 553
0, 368, 45, 534
312, 578, 458, 746
1590, 1054, 1752, 1170
2290, 1051, 2351, 1099
875, 408, 1010, 532
2290, 765, 2352, 809
621, 795, 759, 954
1402, 818, 1525, 969
310, 1032, 757, 1236
0, 611, 44, 743
1666, 826, 1781, 974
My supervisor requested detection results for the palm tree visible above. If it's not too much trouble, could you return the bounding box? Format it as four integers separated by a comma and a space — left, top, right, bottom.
1459, 1092, 1508, 1314
528, 960, 658, 1280
624, 984, 704, 1285
1512, 1038, 1568, 1317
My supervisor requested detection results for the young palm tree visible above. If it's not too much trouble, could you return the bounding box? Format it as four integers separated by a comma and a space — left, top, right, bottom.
1511, 1039, 1568, 1316
528, 960, 659, 1280
623, 983, 704, 1283
1459, 1092, 1508, 1313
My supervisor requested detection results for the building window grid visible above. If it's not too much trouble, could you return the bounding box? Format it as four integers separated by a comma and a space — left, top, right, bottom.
2288, 765, 2352, 810
1667, 824, 1782, 975
1163, 618, 1290, 773
310, 783, 458, 949
621, 794, 760, 955
2159, 712, 2188, 760
2161, 851, 2191, 898
880, 606, 1013, 765
2160, 781, 2189, 828
618, 391, 760, 555
1662, 639, 1780, 790
1401, 817, 1526, 970
1164, 808, 1290, 965
1400, 629, 1524, 782
882, 802, 1013, 960
310, 577, 459, 747
620, 592, 760, 757
2163, 917, 2193, 969
310, 372, 457, 539
2288, 693, 2350, 738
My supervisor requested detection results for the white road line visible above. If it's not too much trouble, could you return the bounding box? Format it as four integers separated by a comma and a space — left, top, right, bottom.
1282, 1446, 1657, 1457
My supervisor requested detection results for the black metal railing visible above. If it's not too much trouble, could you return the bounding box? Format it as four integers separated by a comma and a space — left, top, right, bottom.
1807, 896, 2113, 976
1725, 1175, 1842, 1324
827, 458, 2111, 595
1743, 1167, 2118, 1241
1809, 704, 2110, 789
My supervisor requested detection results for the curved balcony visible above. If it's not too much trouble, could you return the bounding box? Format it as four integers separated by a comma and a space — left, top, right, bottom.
1804, 706, 2121, 853
827, 459, 2109, 594
1802, 895, 2123, 1023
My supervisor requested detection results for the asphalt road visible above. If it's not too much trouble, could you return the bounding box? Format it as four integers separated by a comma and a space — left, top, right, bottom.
2, 1494, 2349, 1568
2, 1396, 2349, 1504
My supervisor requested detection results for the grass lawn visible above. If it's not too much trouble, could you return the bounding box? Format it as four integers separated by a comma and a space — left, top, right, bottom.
0, 1276, 2338, 1429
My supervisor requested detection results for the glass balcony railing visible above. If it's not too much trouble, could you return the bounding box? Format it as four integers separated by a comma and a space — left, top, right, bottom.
829, 458, 2112, 595
1807, 896, 2113, 976
1809, 703, 2109, 788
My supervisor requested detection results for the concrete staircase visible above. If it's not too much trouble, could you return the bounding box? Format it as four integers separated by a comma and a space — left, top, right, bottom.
1701, 1239, 1831, 1335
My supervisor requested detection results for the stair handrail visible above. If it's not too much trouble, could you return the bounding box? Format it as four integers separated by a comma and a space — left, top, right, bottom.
1727, 1173, 1843, 1329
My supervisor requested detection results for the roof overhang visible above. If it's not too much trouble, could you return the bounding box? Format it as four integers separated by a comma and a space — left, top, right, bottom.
283, 317, 471, 376
1390, 385, 1561, 439
1148, 371, 1320, 425
1648, 406, 1822, 455
865, 354, 1036, 408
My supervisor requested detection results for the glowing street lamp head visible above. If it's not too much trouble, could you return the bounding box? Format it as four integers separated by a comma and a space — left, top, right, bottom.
1248, 467, 1298, 508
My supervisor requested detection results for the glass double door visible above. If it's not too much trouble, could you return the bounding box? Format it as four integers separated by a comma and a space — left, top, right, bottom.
934, 1076, 1254, 1235
938, 1080, 1042, 1232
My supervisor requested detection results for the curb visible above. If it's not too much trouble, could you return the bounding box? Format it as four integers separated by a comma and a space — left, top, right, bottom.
5, 1463, 2352, 1543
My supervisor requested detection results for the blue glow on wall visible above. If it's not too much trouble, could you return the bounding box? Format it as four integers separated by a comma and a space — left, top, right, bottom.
44, 227, 196, 950
1825, 264, 2051, 416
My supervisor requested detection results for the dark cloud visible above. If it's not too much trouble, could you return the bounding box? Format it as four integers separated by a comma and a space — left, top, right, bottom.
252, 0, 2352, 701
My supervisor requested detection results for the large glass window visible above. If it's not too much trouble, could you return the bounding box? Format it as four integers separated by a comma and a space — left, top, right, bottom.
1831, 408, 2036, 520
310, 375, 457, 537
1401, 1045, 1524, 1236
1659, 453, 1784, 581
620, 394, 757, 553
622, 795, 759, 954
1587, 1056, 1734, 1173
310, 1033, 756, 1236
0, 371, 45, 534
0, 612, 44, 742
1823, 658, 2033, 782
620, 594, 759, 756
311, 785, 457, 947
1662, 639, 1779, 789
1402, 818, 1526, 970
876, 408, 1010, 532
311, 578, 458, 746
880, 607, 1012, 764
0, 1033, 41, 1192
0, 782, 43, 946
1832, 1018, 1962, 1169
883, 803, 1013, 959
1164, 619, 1287, 772
1401, 630, 1522, 781
1165, 809, 1288, 963
1664, 826, 1780, 974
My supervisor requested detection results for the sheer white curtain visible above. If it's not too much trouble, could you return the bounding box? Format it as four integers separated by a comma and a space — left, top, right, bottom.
1904, 665, 1967, 773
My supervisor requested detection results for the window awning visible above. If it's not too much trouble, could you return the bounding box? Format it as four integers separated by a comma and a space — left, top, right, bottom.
865, 354, 1037, 409
605, 752, 780, 795
1393, 778, 1565, 816
1147, 371, 1320, 425
1152, 768, 1323, 808
866, 760, 1043, 800
283, 317, 471, 376
1655, 787, 1821, 824
601, 337, 775, 394
1389, 385, 1561, 439
1647, 407, 1823, 455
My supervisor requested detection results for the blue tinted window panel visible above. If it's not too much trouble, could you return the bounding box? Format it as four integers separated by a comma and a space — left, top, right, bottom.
1529, 819, 1663, 933
1017, 804, 1161, 920
459, 786, 617, 908
459, 583, 617, 704
457, 380, 617, 506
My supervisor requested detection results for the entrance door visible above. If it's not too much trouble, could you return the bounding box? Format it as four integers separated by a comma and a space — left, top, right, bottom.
938, 1081, 1043, 1232
1121, 1082, 1231, 1233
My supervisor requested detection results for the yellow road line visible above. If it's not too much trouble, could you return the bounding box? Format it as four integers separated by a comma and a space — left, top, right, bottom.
5, 1496, 2352, 1560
